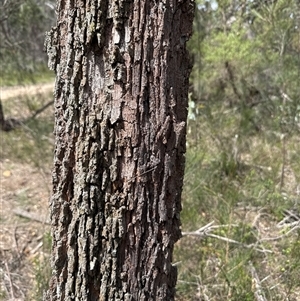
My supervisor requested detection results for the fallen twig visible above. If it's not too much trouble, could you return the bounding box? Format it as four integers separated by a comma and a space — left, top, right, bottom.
28, 100, 54, 120
183, 217, 300, 252
30, 241, 44, 255
4, 261, 15, 300
277, 209, 300, 227
260, 223, 300, 242
13, 208, 50, 225
182, 221, 272, 253
248, 261, 267, 301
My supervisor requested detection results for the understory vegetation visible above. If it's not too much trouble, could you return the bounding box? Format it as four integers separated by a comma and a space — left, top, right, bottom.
175, 1, 300, 300
0, 0, 55, 86
0, 0, 299, 300
0, 91, 54, 300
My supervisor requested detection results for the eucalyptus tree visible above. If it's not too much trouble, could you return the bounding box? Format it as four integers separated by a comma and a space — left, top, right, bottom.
44, 1, 194, 300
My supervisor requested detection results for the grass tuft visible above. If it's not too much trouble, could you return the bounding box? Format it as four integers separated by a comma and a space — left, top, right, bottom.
175, 100, 300, 300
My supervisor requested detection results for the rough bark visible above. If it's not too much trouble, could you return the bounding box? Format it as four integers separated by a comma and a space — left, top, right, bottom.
44, 1, 194, 300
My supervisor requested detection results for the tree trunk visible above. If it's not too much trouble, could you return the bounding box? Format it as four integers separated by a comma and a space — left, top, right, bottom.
0, 100, 5, 130
44, 1, 194, 300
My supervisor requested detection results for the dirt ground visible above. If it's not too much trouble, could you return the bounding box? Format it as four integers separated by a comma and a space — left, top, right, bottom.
1, 82, 299, 300
0, 83, 54, 102
1, 83, 53, 300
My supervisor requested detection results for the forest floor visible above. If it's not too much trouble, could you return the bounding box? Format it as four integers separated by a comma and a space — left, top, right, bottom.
0, 83, 54, 101
1, 82, 299, 301
0, 82, 54, 300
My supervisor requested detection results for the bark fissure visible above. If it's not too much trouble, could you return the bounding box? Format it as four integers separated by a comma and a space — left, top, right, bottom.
45, 1, 194, 300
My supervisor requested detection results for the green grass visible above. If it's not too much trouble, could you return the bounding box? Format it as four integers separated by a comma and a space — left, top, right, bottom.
2, 69, 299, 300
0, 64, 54, 86
27, 232, 52, 301
175, 100, 300, 300
0, 93, 54, 167
0, 90, 54, 300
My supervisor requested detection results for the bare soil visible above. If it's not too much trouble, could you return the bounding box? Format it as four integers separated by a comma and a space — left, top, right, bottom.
0, 83, 54, 101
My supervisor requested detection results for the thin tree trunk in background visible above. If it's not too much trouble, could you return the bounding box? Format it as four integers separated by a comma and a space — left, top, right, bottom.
0, 100, 5, 130
44, 1, 194, 300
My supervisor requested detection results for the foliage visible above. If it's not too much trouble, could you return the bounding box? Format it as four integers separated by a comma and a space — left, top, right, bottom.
189, 0, 300, 134
28, 232, 52, 301
0, 0, 55, 84
175, 1, 300, 300
176, 100, 300, 300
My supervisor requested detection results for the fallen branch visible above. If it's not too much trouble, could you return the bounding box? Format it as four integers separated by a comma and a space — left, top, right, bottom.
260, 223, 300, 242
13, 208, 50, 225
4, 261, 15, 300
28, 100, 54, 120
277, 209, 300, 227
182, 221, 272, 253
183, 218, 300, 253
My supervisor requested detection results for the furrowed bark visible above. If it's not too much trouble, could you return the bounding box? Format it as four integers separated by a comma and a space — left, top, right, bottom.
44, 1, 194, 300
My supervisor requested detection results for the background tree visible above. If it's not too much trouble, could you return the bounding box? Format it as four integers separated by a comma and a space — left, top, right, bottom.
0, 0, 55, 83
44, 1, 194, 300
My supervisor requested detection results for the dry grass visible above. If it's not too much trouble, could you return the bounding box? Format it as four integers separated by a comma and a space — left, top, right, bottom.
0, 85, 53, 300
175, 101, 300, 301
1, 83, 300, 301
